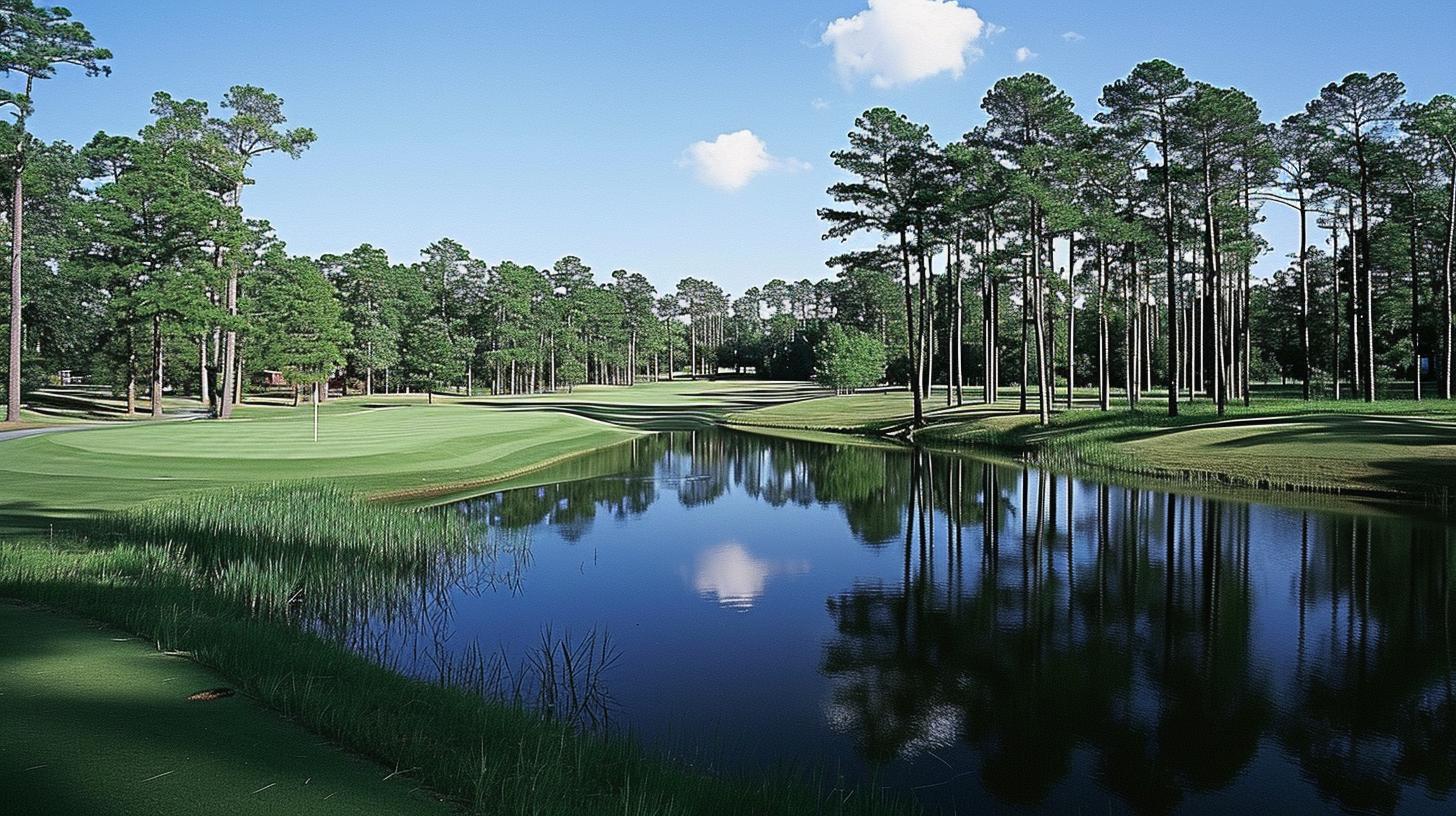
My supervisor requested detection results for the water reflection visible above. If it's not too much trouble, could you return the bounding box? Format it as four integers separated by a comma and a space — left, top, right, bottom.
690, 542, 810, 610
331, 430, 1454, 814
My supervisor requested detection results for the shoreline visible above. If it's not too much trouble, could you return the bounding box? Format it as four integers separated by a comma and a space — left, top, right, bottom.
724, 394, 1456, 511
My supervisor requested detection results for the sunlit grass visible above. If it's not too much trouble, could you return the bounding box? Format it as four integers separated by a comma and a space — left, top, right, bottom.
731, 386, 1456, 501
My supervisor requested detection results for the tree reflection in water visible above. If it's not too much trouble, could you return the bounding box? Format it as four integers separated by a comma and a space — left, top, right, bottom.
353, 430, 1453, 814
813, 445, 1454, 815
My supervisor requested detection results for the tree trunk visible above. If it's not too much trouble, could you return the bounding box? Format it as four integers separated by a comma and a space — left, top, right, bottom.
235, 353, 245, 406
1032, 205, 1050, 425
954, 235, 964, 406
217, 182, 244, 419
946, 239, 955, 407
1020, 254, 1029, 415
981, 246, 992, 405
1358, 168, 1376, 402
899, 229, 924, 427
1160, 117, 1179, 417
1241, 182, 1253, 406
6, 171, 22, 423
1097, 241, 1109, 411
1125, 249, 1137, 409
1443, 147, 1456, 399
1411, 200, 1422, 401
1347, 208, 1362, 399
1066, 233, 1076, 410
1332, 225, 1342, 400
199, 336, 210, 406
1209, 193, 1226, 417
918, 240, 933, 403
151, 315, 164, 418
1298, 191, 1311, 400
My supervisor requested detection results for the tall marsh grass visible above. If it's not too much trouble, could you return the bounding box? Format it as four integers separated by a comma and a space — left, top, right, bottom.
91, 483, 503, 621
1, 483, 915, 815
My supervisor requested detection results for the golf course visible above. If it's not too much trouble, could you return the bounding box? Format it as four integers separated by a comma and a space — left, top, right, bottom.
6, 379, 1456, 815
4, 1, 1456, 812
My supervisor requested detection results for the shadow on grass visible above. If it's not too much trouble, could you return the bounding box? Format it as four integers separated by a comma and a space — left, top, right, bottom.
1, 605, 436, 816
1362, 455, 1456, 500
1201, 415, 1456, 449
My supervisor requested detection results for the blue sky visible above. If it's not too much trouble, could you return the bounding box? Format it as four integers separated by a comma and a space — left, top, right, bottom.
28, 0, 1456, 293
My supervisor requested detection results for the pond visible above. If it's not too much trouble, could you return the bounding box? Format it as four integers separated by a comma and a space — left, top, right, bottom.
352, 428, 1456, 815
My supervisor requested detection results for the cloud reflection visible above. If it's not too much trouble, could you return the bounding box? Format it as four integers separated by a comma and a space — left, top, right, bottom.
691, 542, 809, 611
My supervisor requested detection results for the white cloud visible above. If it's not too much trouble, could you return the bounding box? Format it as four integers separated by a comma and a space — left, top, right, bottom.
1061, 31, 1084, 42
811, 97, 831, 111
1014, 46, 1037, 63
681, 130, 809, 191
821, 0, 989, 89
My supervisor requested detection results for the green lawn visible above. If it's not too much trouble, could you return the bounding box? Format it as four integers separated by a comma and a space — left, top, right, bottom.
726, 387, 1013, 432
731, 390, 1456, 500
0, 602, 447, 816
0, 399, 638, 525
465, 378, 825, 428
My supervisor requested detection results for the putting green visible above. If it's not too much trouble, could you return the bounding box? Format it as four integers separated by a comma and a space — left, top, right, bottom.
0, 603, 449, 816
0, 401, 637, 523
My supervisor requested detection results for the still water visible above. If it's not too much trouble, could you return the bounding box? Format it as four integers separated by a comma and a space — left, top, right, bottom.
364, 429, 1456, 815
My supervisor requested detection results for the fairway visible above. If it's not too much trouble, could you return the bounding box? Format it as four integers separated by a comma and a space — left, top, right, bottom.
0, 603, 447, 816
727, 388, 1018, 432
1110, 413, 1456, 496
731, 391, 1456, 499
0, 400, 637, 523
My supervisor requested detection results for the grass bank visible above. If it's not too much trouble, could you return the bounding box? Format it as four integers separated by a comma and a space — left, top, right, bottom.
729, 390, 1456, 502
2, 485, 911, 816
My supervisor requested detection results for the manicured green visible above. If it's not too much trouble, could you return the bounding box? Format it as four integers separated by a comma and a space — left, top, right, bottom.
468, 378, 826, 429
0, 399, 638, 526
0, 602, 447, 816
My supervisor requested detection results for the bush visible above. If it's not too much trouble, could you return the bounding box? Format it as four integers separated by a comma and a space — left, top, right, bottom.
813, 325, 886, 394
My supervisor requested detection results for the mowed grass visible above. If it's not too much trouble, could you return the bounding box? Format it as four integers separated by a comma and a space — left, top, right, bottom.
732, 389, 1456, 500
467, 378, 827, 429
1005, 405, 1456, 500
0, 602, 448, 816
0, 400, 638, 524
726, 387, 1014, 432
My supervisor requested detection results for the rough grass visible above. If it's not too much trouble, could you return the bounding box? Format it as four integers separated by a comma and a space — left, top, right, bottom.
0, 488, 913, 816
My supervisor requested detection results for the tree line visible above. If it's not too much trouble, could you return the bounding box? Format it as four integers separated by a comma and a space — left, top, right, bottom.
1, 2, 1452, 424
821, 61, 1456, 426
